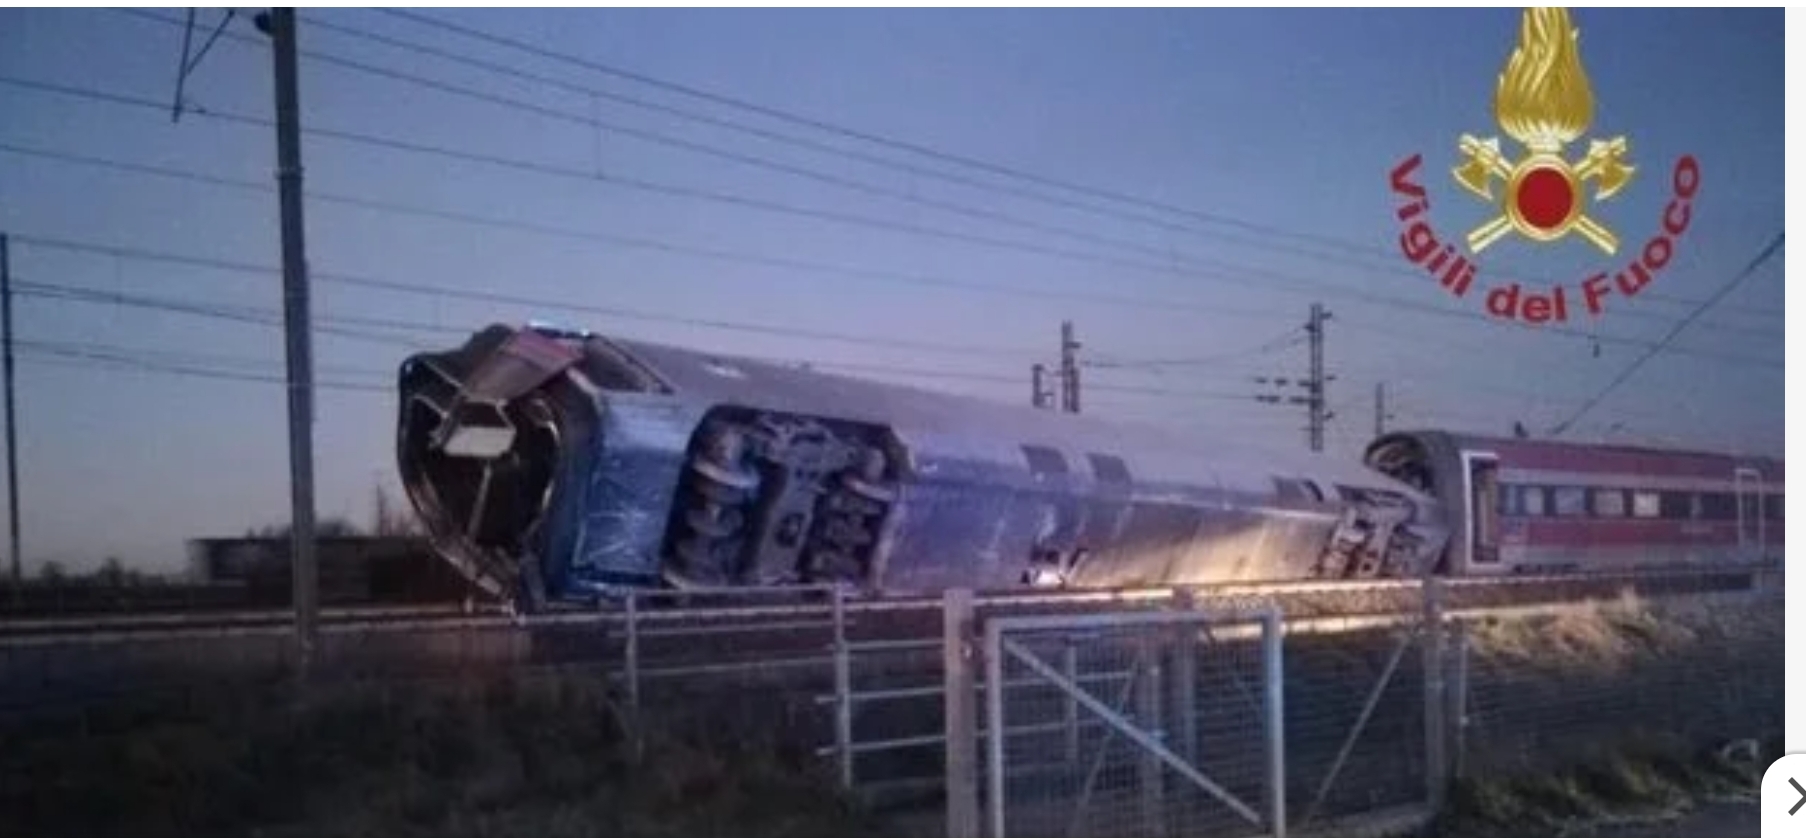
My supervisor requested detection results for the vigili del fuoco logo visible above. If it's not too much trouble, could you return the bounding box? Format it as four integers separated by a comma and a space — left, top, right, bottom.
1388, 7, 1700, 324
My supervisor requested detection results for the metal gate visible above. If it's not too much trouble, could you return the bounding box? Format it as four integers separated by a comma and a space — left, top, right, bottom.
1284, 618, 1437, 832
979, 607, 1285, 837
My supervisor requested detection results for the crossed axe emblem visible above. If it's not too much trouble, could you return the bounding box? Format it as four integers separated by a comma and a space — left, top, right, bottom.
1452, 134, 1634, 255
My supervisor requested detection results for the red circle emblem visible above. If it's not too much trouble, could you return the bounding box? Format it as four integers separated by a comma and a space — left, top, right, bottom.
1515, 166, 1575, 231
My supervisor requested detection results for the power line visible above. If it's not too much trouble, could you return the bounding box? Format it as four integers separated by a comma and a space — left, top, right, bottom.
107, 8, 1789, 336
1546, 232, 1785, 438
363, 9, 1784, 322
6, 75, 1404, 313
1086, 327, 1305, 370
10, 270, 1762, 434
0, 132, 1779, 370
6, 232, 1051, 358
124, 8, 1360, 277
14, 271, 1262, 403
286, 12, 1314, 247
13, 277, 436, 352
0, 143, 1300, 325
20, 341, 391, 393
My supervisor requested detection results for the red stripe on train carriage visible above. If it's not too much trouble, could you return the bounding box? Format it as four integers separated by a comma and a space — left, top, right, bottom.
1500, 517, 1784, 547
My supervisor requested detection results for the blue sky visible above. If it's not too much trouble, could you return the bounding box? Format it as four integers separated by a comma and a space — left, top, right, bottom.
0, 7, 1784, 574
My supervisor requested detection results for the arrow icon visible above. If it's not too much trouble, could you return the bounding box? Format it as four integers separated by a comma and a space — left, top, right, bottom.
1790, 777, 1805, 816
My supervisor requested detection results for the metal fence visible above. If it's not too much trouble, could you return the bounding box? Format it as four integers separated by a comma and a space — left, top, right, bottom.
940, 568, 1782, 837
976, 605, 1285, 837
0, 564, 1784, 837
1451, 584, 1786, 783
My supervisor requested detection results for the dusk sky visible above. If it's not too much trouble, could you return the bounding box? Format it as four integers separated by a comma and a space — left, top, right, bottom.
0, 7, 1785, 575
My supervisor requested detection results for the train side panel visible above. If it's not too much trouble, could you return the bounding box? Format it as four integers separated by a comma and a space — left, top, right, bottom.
400, 324, 1451, 608
1366, 430, 1783, 578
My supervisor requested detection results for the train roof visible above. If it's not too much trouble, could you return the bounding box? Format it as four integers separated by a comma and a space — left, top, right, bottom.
1372, 429, 1785, 483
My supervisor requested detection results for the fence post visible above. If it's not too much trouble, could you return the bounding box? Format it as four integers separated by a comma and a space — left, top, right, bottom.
1170, 588, 1199, 768
624, 592, 643, 763
1137, 632, 1167, 837
1447, 622, 1470, 782
985, 617, 1007, 838
1422, 578, 1447, 813
831, 583, 854, 791
1262, 608, 1287, 839
1062, 637, 1080, 766
944, 588, 980, 838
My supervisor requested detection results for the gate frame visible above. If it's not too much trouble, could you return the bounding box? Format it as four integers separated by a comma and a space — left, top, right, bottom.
976, 606, 1287, 838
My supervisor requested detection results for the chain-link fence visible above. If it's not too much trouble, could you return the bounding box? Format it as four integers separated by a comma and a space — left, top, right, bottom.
945, 569, 1782, 837
0, 566, 1783, 837
1452, 585, 1785, 783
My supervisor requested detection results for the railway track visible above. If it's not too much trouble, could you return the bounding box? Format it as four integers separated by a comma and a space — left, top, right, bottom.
0, 563, 1775, 646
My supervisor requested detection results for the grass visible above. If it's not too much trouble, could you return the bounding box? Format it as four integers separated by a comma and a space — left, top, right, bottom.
1431, 736, 1772, 837
1463, 591, 1708, 676
1428, 590, 1781, 837
0, 672, 881, 836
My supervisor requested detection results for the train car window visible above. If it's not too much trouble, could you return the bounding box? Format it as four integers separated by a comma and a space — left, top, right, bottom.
1701, 492, 1736, 521
1552, 487, 1587, 517
1592, 489, 1626, 518
1658, 491, 1693, 520
1767, 493, 1785, 522
1631, 491, 1660, 519
1523, 486, 1546, 517
1087, 453, 1132, 485
1021, 445, 1068, 477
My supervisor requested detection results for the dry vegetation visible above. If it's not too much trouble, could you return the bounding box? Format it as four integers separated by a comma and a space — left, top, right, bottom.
1430, 590, 1781, 837
1432, 738, 1770, 837
1464, 590, 1748, 673
0, 673, 879, 836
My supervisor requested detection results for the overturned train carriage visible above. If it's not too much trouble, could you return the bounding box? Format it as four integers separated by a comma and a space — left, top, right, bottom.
397, 324, 1450, 609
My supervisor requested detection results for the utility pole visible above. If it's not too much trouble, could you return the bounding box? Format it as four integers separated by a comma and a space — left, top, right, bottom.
1306, 303, 1331, 453
1261, 305, 1335, 451
0, 235, 17, 589
1059, 321, 1080, 414
258, 7, 317, 678
1031, 363, 1054, 410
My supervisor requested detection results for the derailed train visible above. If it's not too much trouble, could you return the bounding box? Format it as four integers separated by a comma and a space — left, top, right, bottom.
396, 323, 1779, 609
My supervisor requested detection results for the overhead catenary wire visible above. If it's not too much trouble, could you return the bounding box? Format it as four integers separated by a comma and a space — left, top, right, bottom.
19, 342, 392, 394
17, 272, 1735, 429
0, 131, 1779, 370
7, 72, 1501, 324
0, 142, 1302, 325
1086, 327, 1307, 370
95, 8, 1793, 334
12, 272, 1268, 403
359, 8, 1784, 323
123, 8, 1385, 279
5, 231, 1051, 358
8, 215, 1785, 419
1546, 232, 1785, 438
0, 14, 1782, 440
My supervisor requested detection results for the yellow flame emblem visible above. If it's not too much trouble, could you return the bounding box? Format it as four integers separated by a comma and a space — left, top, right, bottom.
1452, 8, 1634, 255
